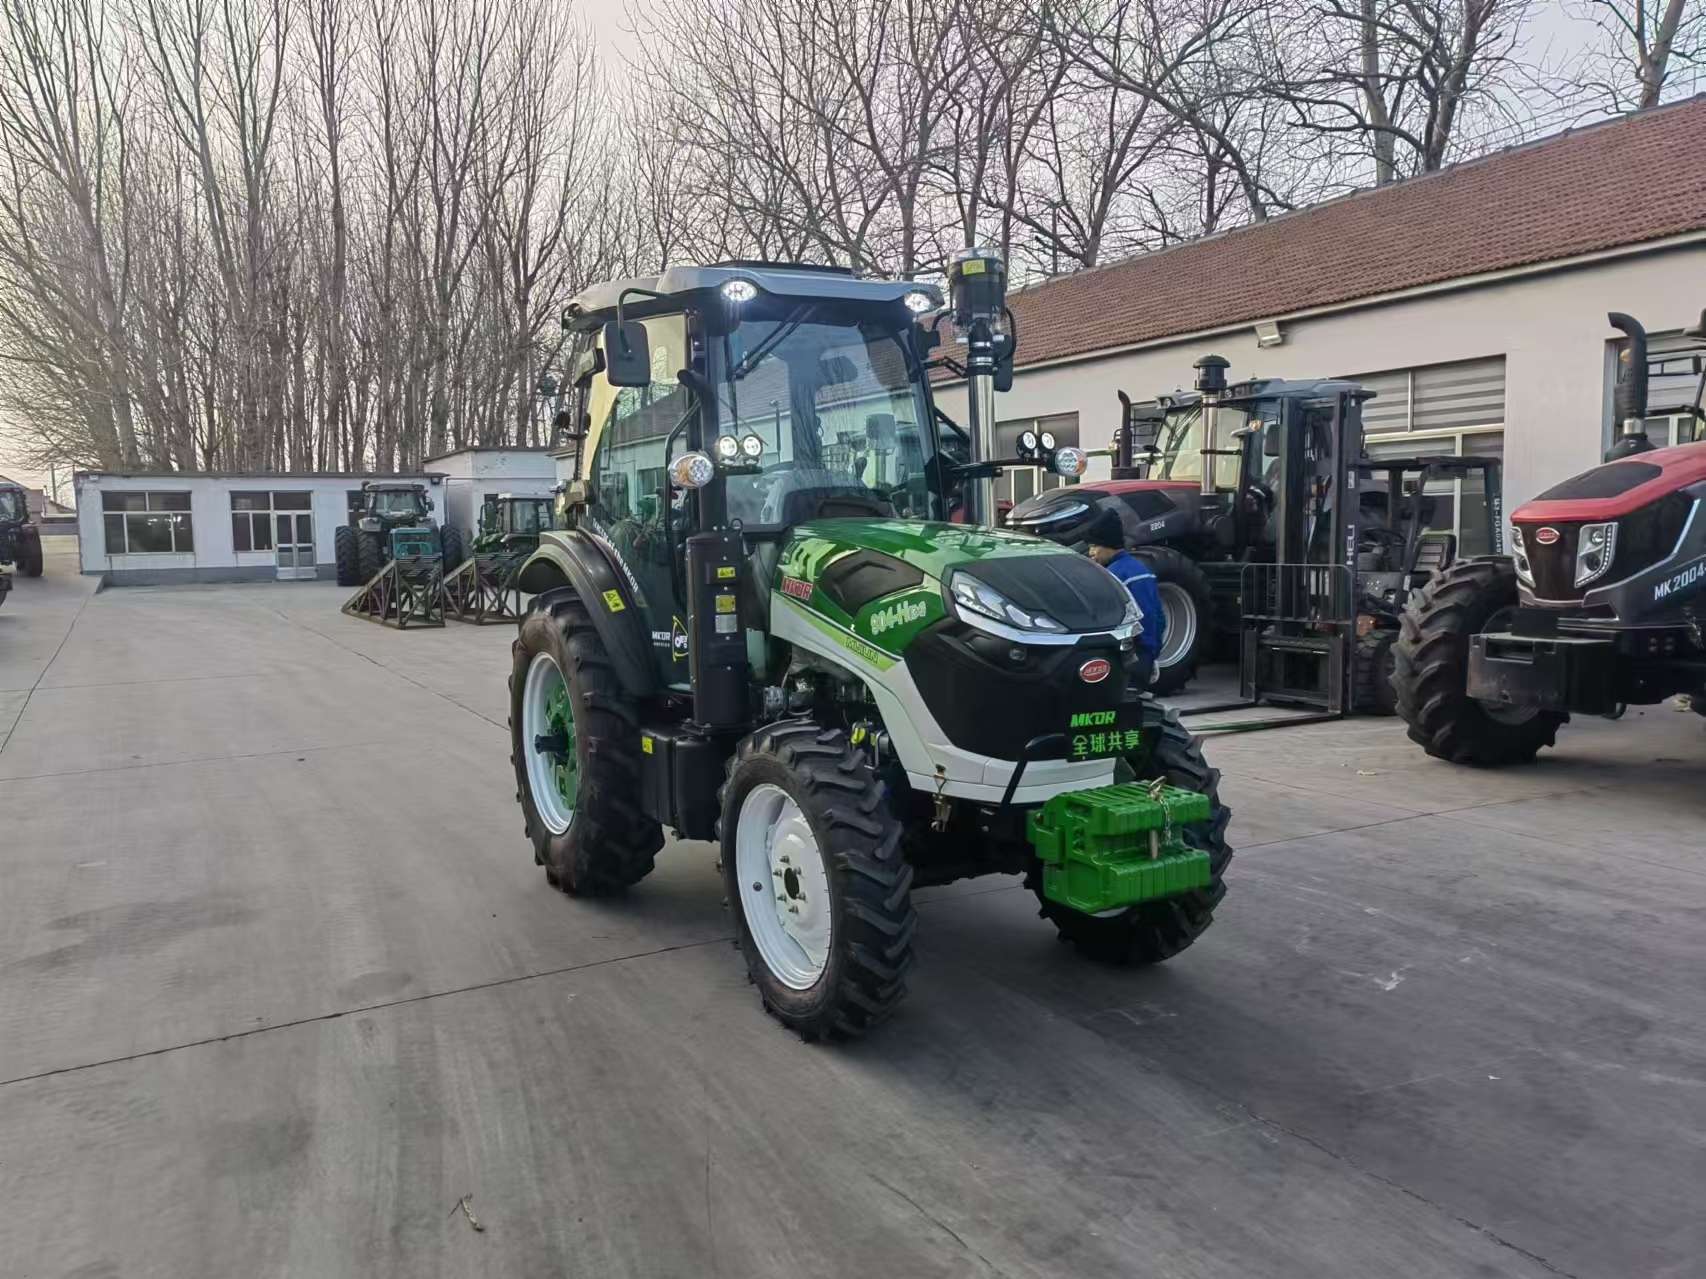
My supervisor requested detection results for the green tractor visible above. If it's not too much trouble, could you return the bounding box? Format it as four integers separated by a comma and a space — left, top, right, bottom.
0, 480, 43, 579
334, 480, 464, 586
473, 493, 558, 556
509, 255, 1231, 1039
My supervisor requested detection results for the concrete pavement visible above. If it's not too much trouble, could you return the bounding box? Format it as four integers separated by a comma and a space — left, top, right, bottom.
1, 550, 1702, 1277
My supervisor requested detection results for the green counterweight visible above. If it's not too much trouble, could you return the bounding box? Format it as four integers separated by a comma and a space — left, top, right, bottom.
1028, 782, 1213, 915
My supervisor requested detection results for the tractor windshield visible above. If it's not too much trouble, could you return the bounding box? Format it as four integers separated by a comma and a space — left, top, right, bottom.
0, 488, 24, 522
1148, 404, 1254, 487
504, 499, 554, 535
372, 489, 425, 517
710, 307, 937, 527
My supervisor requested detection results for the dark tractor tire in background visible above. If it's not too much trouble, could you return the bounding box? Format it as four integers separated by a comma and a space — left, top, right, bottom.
1392, 556, 1566, 766
1353, 629, 1399, 715
355, 529, 384, 583
1032, 697, 1232, 964
720, 721, 916, 1041
334, 526, 359, 586
510, 593, 662, 895
440, 524, 466, 572
20, 534, 43, 577
1133, 546, 1213, 696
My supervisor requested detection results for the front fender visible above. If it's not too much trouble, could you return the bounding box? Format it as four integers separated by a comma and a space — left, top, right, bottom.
519, 531, 658, 698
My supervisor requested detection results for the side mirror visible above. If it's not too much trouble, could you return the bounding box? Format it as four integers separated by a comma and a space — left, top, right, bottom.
1263, 422, 1282, 457
992, 333, 1014, 392
536, 373, 558, 400
1126, 408, 1163, 454
865, 413, 897, 449
603, 320, 651, 388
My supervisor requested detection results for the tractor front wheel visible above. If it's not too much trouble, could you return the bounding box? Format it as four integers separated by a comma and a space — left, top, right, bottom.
1032, 697, 1231, 963
720, 721, 916, 1040
1353, 628, 1399, 715
355, 529, 384, 583
440, 524, 465, 572
1392, 557, 1566, 765
20, 533, 42, 577
334, 526, 359, 586
510, 594, 661, 894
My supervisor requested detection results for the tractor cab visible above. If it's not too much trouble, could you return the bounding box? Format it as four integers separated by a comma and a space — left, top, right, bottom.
476, 494, 557, 554
0, 481, 43, 579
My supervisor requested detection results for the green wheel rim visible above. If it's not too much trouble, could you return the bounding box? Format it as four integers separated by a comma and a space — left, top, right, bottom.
524, 652, 578, 834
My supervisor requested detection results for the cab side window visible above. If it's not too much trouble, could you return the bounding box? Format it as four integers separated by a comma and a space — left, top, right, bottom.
587, 313, 689, 539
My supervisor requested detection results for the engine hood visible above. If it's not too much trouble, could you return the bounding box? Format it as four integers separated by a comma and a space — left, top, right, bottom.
773, 518, 1131, 658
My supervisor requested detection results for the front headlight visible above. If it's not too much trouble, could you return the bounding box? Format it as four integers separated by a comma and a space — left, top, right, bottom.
1575, 521, 1617, 588
1122, 593, 1143, 629
950, 572, 1067, 634
1510, 524, 1534, 587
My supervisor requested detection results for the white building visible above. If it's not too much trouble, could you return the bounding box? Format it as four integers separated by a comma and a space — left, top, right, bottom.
73, 471, 446, 585
964, 96, 1706, 543
425, 447, 558, 538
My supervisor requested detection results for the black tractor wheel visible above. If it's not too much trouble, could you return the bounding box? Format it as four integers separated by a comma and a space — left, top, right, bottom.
440, 524, 465, 572
355, 529, 384, 583
510, 593, 662, 894
719, 721, 916, 1040
1352, 628, 1399, 715
1392, 556, 1567, 765
1032, 697, 1231, 963
20, 533, 43, 577
333, 526, 359, 586
1132, 546, 1213, 696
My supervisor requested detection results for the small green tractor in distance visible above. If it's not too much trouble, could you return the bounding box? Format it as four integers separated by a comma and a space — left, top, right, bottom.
507, 254, 1232, 1040
474, 493, 558, 556
334, 480, 465, 586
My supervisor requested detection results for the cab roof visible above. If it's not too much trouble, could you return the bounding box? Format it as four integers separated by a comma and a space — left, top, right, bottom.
1138, 377, 1375, 412
563, 262, 943, 330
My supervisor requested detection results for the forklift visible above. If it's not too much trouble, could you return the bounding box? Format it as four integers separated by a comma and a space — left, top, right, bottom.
1011, 358, 1502, 716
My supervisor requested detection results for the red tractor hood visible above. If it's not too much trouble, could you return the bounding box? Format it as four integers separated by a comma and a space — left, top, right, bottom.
1512, 442, 1706, 524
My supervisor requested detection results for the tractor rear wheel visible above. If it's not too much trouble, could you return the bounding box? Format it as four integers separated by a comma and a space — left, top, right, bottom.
510, 593, 661, 894
720, 721, 916, 1040
355, 530, 384, 583
1032, 697, 1231, 963
1392, 556, 1566, 765
334, 526, 359, 586
1353, 628, 1399, 715
440, 524, 465, 572
20, 533, 42, 577
1133, 547, 1212, 695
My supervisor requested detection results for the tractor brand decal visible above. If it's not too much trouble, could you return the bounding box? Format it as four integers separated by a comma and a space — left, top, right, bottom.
671, 616, 689, 660
778, 594, 896, 670
650, 630, 671, 644
1069, 728, 1142, 760
601, 588, 625, 612
1533, 527, 1560, 546
780, 576, 814, 602
1078, 658, 1111, 684
1069, 710, 1117, 728
1653, 556, 1706, 602
868, 598, 928, 635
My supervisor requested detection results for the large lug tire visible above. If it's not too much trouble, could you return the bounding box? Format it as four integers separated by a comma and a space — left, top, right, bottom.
1031, 697, 1231, 964
333, 526, 359, 586
20, 534, 42, 577
355, 529, 384, 583
1392, 556, 1567, 765
1132, 546, 1212, 696
719, 721, 916, 1040
510, 594, 661, 894
440, 524, 465, 572
1352, 628, 1399, 715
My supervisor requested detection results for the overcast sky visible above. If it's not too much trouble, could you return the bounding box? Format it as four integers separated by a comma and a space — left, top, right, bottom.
0, 1, 1637, 501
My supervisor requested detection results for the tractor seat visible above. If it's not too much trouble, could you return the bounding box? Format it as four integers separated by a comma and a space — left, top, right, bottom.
1413, 532, 1456, 576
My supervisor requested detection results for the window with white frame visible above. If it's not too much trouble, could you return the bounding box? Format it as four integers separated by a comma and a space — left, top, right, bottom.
231, 491, 312, 552
1344, 355, 1506, 436
994, 412, 1079, 507
101, 491, 194, 554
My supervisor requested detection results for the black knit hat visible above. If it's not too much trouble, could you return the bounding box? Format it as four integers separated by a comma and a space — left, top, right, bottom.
1083, 503, 1125, 550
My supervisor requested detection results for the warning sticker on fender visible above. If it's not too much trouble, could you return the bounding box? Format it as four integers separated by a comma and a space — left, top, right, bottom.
602, 588, 625, 612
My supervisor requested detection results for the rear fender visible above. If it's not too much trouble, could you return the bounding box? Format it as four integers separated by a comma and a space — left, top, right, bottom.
519, 531, 659, 698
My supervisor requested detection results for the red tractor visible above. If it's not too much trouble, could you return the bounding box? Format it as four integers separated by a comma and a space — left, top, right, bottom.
1394, 309, 1706, 764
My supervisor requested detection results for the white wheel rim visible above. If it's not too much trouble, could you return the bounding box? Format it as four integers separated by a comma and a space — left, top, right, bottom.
522, 652, 575, 835
734, 783, 832, 990
1156, 583, 1197, 668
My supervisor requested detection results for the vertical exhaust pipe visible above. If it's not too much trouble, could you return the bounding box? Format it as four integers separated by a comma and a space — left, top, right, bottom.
1607, 313, 1651, 459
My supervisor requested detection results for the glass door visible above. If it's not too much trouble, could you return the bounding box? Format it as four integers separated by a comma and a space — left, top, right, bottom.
273, 495, 315, 580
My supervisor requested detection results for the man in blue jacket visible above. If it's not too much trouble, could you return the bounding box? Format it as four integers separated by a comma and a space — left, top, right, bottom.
1083, 505, 1165, 685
